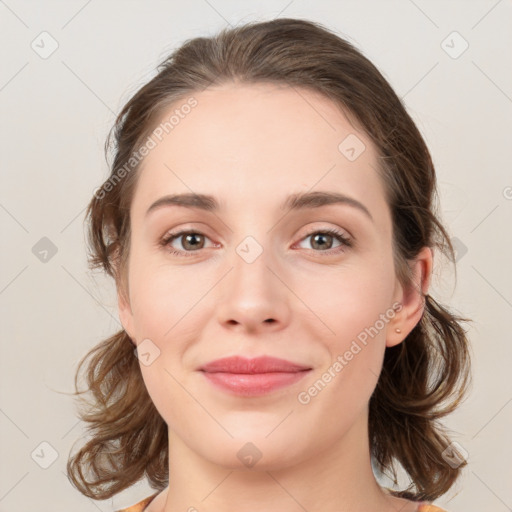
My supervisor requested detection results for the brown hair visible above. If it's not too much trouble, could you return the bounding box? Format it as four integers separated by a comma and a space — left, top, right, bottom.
67, 18, 472, 503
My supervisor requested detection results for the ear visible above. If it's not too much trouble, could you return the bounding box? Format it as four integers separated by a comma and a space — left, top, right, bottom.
112, 249, 137, 343
387, 246, 433, 348
117, 285, 136, 343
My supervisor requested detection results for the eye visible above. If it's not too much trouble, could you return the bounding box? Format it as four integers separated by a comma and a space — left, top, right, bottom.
160, 230, 214, 257
159, 227, 353, 258
295, 228, 353, 255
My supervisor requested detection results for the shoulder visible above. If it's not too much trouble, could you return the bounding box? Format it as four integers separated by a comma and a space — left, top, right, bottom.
382, 488, 450, 512
115, 492, 159, 512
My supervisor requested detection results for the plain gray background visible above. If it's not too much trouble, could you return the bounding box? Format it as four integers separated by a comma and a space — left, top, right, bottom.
1, 1, 511, 511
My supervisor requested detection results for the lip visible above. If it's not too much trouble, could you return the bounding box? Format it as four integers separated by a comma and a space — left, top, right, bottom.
198, 356, 312, 396
199, 355, 311, 373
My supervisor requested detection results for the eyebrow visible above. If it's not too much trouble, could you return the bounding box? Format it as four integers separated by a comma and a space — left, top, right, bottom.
145, 191, 373, 222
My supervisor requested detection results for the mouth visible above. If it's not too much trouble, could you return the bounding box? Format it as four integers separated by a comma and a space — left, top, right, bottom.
198, 355, 312, 397
200, 369, 312, 396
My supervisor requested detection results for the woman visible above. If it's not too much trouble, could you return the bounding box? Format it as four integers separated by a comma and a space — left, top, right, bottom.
67, 18, 472, 512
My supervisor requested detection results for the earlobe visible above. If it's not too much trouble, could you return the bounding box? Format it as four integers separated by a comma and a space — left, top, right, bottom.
387, 246, 433, 348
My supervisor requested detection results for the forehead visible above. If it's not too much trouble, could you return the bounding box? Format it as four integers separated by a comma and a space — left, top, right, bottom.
131, 82, 389, 224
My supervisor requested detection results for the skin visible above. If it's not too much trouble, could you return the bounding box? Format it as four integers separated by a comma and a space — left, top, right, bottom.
117, 82, 432, 512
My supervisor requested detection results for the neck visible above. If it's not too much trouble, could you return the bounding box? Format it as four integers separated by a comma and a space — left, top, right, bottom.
159, 409, 404, 512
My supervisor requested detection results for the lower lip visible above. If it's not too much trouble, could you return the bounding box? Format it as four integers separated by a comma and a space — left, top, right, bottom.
201, 370, 311, 396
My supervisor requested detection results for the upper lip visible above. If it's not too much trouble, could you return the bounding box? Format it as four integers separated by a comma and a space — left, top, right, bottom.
198, 356, 311, 373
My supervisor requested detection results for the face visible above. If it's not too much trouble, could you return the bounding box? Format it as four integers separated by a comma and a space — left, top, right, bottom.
118, 82, 422, 470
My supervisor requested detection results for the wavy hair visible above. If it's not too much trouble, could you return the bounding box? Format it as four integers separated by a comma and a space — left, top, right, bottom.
67, 17, 473, 503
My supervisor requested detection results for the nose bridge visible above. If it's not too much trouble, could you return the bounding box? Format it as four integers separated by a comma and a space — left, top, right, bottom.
214, 230, 290, 331
230, 232, 280, 303
227, 210, 277, 281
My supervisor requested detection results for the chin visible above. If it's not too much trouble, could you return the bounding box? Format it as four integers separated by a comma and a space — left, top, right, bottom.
198, 435, 306, 472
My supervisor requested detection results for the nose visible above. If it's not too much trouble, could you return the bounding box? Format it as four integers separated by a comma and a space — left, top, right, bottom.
215, 244, 291, 334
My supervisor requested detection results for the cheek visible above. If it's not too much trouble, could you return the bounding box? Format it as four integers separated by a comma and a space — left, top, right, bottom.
297, 261, 395, 339
299, 264, 394, 395
127, 258, 202, 338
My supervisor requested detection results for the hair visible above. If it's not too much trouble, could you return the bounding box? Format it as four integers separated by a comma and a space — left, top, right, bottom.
67, 17, 473, 503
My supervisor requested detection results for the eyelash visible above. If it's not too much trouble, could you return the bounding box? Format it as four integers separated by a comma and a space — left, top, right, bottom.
159, 228, 353, 258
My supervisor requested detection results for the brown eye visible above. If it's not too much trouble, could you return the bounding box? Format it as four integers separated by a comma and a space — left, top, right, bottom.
160, 230, 211, 256
178, 233, 205, 251
297, 228, 353, 255
310, 232, 335, 250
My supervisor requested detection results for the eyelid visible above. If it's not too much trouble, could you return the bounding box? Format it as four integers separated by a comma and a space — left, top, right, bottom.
296, 222, 352, 240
